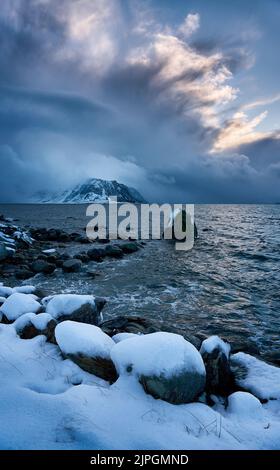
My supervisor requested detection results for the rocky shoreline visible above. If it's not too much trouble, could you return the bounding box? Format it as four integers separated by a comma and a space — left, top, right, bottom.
0, 214, 143, 281
1, 213, 280, 364
1, 282, 279, 406
1, 213, 280, 448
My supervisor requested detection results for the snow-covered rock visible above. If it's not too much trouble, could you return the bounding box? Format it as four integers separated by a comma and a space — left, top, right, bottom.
14, 312, 56, 341
231, 352, 280, 400
0, 293, 41, 321
111, 332, 206, 404
12, 285, 36, 295
112, 332, 139, 343
43, 294, 106, 325
0, 321, 280, 449
0, 286, 13, 298
55, 321, 117, 382
200, 335, 234, 396
200, 335, 231, 359
227, 392, 263, 418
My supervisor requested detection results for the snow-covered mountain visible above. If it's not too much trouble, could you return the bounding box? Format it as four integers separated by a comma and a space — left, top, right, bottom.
34, 178, 146, 203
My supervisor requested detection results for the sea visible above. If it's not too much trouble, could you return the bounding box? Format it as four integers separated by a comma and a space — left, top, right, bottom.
0, 203, 279, 359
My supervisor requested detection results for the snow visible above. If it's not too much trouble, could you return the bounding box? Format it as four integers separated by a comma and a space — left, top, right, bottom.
0, 293, 41, 321
0, 320, 280, 449
43, 294, 97, 320
55, 321, 115, 359
13, 285, 36, 295
111, 332, 206, 379
0, 286, 13, 297
231, 352, 280, 400
14, 312, 54, 333
112, 332, 139, 343
200, 335, 231, 358
13, 230, 33, 244
227, 392, 263, 418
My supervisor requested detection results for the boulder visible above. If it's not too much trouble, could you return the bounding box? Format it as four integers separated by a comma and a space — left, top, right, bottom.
0, 292, 41, 321
44, 293, 106, 325
14, 312, 57, 342
62, 258, 82, 273
104, 245, 123, 258
0, 243, 9, 262
30, 260, 56, 275
120, 242, 139, 254
111, 332, 206, 404
15, 268, 34, 280
76, 253, 90, 263
55, 321, 118, 382
100, 315, 200, 349
87, 247, 106, 262
200, 336, 235, 396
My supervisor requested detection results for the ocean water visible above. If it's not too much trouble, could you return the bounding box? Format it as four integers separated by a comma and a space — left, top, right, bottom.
1, 204, 279, 357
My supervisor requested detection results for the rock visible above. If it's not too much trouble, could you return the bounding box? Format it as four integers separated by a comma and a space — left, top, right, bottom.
230, 352, 280, 401
200, 336, 235, 396
0, 286, 13, 297
44, 293, 106, 325
14, 312, 57, 342
262, 350, 280, 367
0, 243, 9, 261
55, 321, 118, 383
30, 260, 56, 275
87, 247, 106, 262
85, 269, 101, 278
15, 268, 34, 280
104, 245, 123, 258
227, 391, 263, 417
0, 292, 41, 321
62, 258, 82, 273
111, 332, 206, 404
100, 315, 200, 349
120, 242, 139, 254
76, 253, 90, 263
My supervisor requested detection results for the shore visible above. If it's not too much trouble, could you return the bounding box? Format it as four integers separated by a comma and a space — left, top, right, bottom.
1, 213, 280, 449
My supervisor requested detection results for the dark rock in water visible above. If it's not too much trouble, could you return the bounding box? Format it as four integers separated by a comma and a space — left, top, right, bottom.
30, 260, 56, 275
0, 244, 9, 262
62, 258, 82, 273
15, 268, 34, 280
262, 351, 280, 367
104, 245, 123, 258
85, 269, 101, 279
87, 247, 106, 262
201, 344, 235, 396
96, 237, 110, 244
66, 353, 118, 383
76, 253, 90, 263
100, 315, 200, 349
120, 242, 139, 254
162, 209, 198, 241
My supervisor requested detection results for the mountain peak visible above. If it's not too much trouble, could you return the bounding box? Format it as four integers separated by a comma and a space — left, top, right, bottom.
34, 178, 146, 204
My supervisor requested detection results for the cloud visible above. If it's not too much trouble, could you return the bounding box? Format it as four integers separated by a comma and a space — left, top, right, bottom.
0, 0, 279, 203
212, 110, 270, 152
178, 13, 200, 38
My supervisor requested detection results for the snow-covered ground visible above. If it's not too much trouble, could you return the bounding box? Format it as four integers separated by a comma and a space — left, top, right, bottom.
0, 285, 280, 450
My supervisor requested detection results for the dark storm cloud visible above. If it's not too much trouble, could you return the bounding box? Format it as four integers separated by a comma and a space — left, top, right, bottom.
0, 0, 279, 202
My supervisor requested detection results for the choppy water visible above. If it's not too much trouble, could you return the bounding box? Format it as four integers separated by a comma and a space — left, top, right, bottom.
1, 204, 280, 357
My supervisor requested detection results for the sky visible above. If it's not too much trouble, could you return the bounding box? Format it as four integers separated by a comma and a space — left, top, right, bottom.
0, 0, 280, 203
